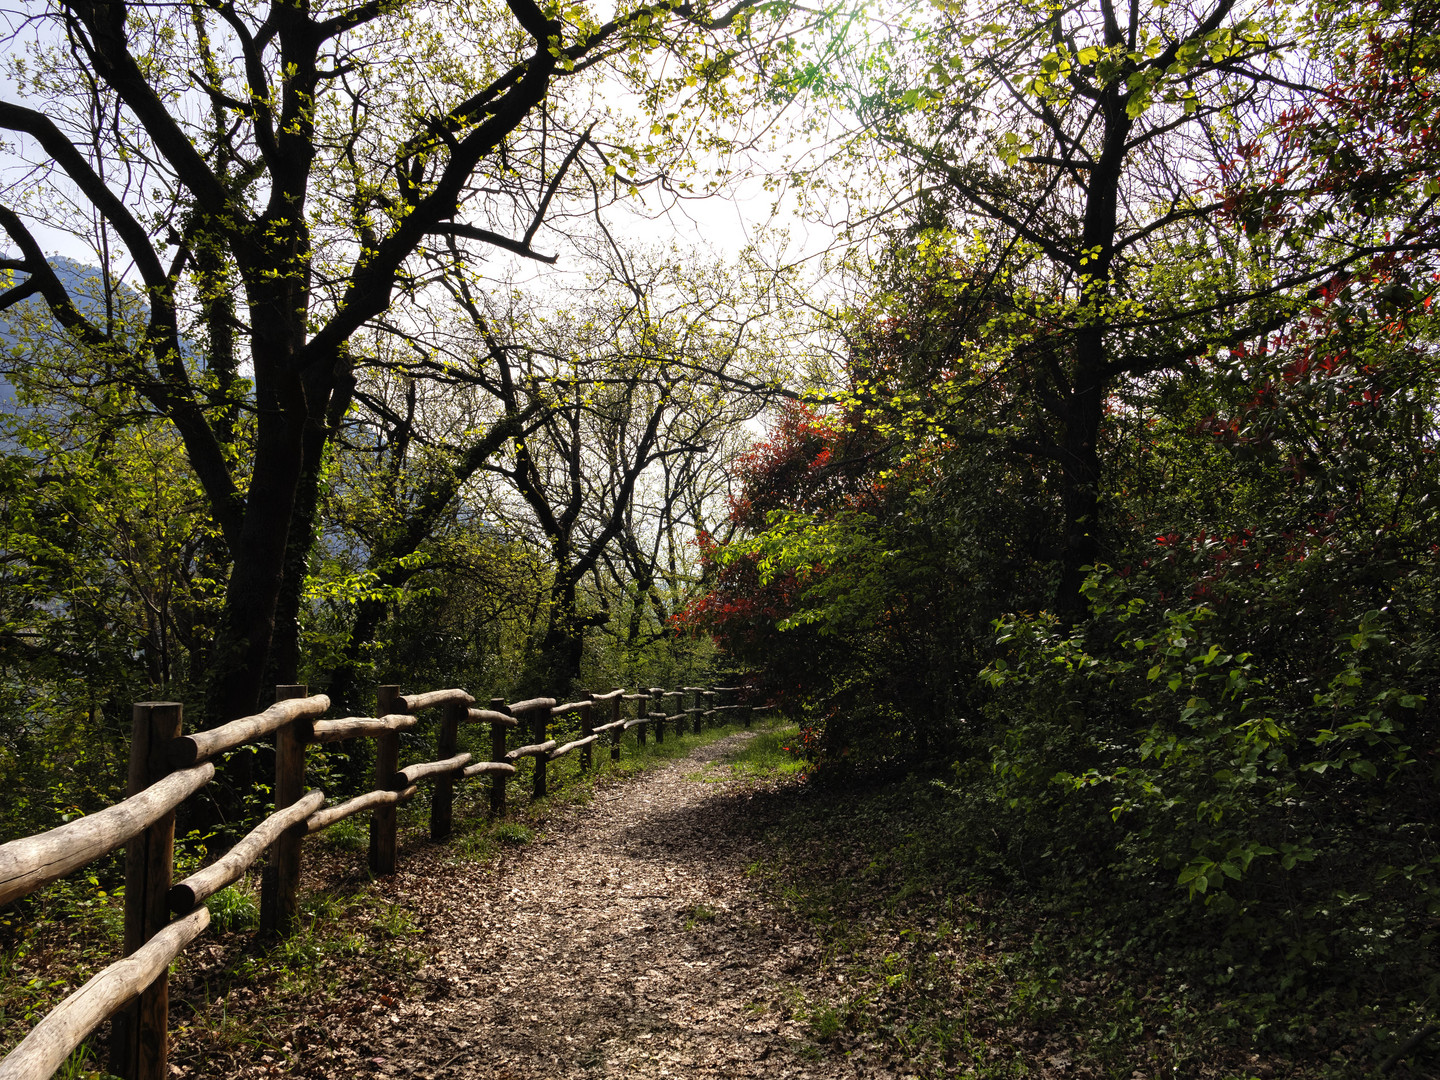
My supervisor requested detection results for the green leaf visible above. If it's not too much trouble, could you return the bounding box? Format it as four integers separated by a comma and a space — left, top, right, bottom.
1349, 759, 1378, 780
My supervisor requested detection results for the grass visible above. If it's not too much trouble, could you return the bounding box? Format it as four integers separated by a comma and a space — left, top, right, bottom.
717, 725, 807, 779
683, 903, 718, 930
603, 715, 780, 778
686, 723, 805, 783
492, 822, 533, 846
319, 817, 366, 853
168, 881, 422, 1073
804, 1001, 844, 1043
205, 882, 261, 934
0, 870, 125, 1078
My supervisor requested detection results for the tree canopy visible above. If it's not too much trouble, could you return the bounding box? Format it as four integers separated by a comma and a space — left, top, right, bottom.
0, 0, 782, 728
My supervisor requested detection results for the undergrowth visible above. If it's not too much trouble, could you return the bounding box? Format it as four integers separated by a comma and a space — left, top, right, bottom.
686, 724, 807, 782
723, 751, 1440, 1080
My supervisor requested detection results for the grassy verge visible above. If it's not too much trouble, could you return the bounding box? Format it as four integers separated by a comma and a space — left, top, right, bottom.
0, 716, 774, 1077
720, 733, 1439, 1080
0, 872, 127, 1080
684, 724, 808, 784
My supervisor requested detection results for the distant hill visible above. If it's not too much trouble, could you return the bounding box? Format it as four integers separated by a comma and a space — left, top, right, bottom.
0, 257, 149, 446
0, 256, 147, 345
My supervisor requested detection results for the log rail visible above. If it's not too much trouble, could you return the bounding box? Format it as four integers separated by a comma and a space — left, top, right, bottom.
0, 680, 759, 1080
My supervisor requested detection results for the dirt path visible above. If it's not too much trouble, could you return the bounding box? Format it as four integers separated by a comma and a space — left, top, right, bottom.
333, 733, 867, 1080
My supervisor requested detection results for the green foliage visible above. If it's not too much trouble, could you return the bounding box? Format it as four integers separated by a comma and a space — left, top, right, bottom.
803, 1002, 844, 1042
713, 724, 807, 779
682, 385, 1054, 766
0, 874, 127, 1068
0, 713, 127, 857
683, 903, 718, 930
205, 884, 261, 934
492, 823, 534, 847
373, 903, 420, 940
707, 291, 1440, 1001
319, 818, 368, 853
683, 0, 1440, 1047
982, 572, 1434, 908
0, 272, 227, 841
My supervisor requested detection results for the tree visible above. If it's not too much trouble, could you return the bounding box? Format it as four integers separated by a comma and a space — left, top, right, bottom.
679, 314, 1056, 763
287, 234, 784, 707
597, 402, 752, 674
0, 0, 772, 729
0, 279, 224, 836
442, 246, 781, 693
1234, 0, 1440, 263
309, 337, 542, 714
788, 0, 1440, 615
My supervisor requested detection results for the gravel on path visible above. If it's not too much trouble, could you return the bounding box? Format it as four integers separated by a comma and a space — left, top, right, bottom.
329, 732, 874, 1079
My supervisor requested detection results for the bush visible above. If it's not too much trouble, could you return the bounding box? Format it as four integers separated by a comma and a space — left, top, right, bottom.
978, 567, 1439, 994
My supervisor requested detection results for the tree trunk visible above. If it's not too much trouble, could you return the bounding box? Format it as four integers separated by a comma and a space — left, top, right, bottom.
267, 446, 323, 689
1051, 83, 1130, 620
538, 568, 584, 694
625, 583, 647, 656
207, 412, 305, 727
1055, 346, 1106, 621
202, 326, 312, 817
268, 364, 354, 689
329, 595, 388, 716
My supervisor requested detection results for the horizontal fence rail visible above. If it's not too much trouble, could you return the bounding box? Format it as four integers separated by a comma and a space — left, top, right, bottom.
0, 679, 759, 1080
0, 764, 216, 909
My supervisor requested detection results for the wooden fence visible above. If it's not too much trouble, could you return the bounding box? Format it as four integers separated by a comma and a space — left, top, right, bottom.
0, 681, 756, 1080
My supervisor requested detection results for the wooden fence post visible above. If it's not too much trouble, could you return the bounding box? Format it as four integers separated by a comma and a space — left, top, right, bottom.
703, 689, 716, 732
431, 696, 465, 841
261, 684, 309, 936
633, 690, 647, 746
489, 698, 509, 817
609, 692, 622, 762
370, 685, 402, 875
111, 701, 182, 1080
649, 688, 665, 743
580, 693, 595, 772
529, 704, 549, 799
